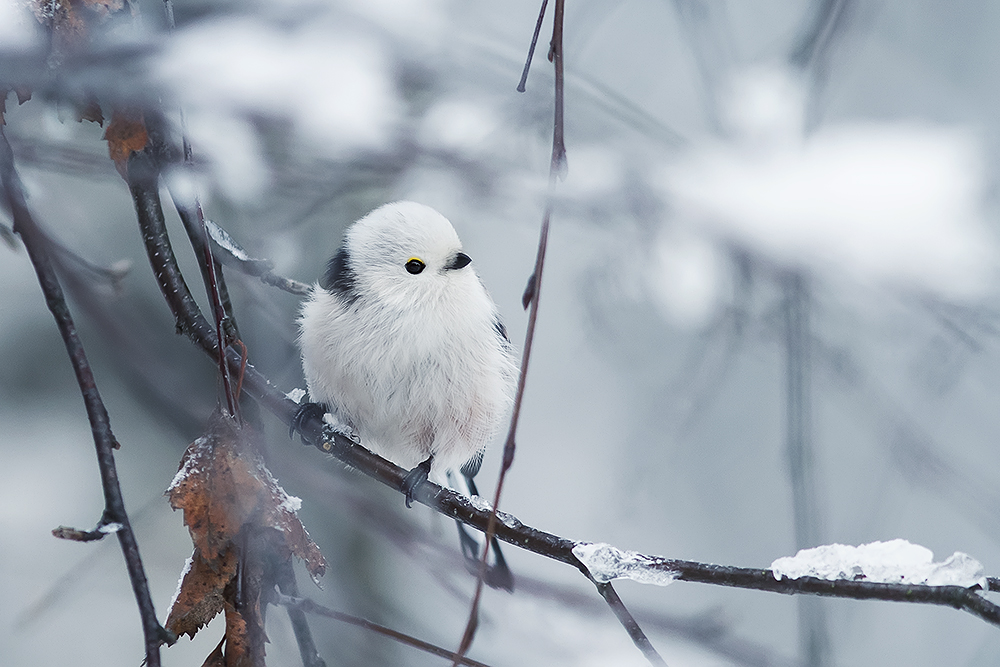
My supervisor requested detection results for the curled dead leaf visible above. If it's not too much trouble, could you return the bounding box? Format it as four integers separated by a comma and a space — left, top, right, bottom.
166, 547, 237, 639
165, 412, 327, 660
104, 110, 148, 179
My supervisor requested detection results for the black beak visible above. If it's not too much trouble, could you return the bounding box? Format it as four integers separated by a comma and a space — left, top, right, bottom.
445, 252, 472, 270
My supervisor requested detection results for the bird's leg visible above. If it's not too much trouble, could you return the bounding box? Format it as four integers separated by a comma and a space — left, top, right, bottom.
401, 456, 433, 508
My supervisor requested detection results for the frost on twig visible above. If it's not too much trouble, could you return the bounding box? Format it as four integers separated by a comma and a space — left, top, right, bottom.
573, 542, 678, 587
204, 219, 311, 295
771, 539, 988, 590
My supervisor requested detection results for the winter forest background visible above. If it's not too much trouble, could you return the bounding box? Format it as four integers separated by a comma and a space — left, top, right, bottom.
4, 0, 1000, 665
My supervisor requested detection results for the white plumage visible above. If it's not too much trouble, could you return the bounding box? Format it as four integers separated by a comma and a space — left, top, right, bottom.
298, 201, 518, 485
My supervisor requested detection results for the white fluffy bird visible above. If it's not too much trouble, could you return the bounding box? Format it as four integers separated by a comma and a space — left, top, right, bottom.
297, 201, 518, 587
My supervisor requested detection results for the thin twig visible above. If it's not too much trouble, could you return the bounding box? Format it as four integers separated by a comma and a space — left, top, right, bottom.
465, 2, 660, 664
273, 592, 492, 667
453, 0, 567, 663
197, 199, 238, 416
158, 0, 238, 417
272, 560, 326, 667
516, 0, 550, 93
789, 0, 854, 70
595, 582, 669, 666
201, 217, 311, 296
0, 125, 169, 666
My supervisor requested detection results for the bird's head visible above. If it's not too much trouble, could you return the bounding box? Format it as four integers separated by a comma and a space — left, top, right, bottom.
323, 201, 478, 309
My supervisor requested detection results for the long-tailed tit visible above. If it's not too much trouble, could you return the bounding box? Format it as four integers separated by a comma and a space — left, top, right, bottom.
296, 201, 518, 589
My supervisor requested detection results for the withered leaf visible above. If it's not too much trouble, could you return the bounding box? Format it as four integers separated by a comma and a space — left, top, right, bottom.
1, 88, 32, 127
165, 412, 326, 649
103, 110, 148, 179
30, 0, 87, 52
167, 423, 265, 567
75, 96, 104, 126
221, 596, 265, 667
166, 547, 237, 639
201, 638, 226, 667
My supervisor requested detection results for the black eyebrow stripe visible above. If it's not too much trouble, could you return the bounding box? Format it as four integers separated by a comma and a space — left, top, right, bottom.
320, 246, 360, 305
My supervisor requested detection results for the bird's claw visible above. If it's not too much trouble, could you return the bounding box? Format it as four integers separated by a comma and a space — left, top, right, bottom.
401, 457, 433, 509
290, 402, 328, 441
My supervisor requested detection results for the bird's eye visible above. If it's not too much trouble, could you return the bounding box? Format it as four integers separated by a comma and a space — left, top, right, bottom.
405, 258, 425, 275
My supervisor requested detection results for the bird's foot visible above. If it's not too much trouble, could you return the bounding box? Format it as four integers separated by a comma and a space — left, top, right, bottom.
289, 402, 328, 441
401, 456, 433, 509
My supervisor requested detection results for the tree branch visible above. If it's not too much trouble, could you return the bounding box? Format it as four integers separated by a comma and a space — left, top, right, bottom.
454, 0, 577, 662
0, 125, 170, 666
273, 592, 493, 667
594, 581, 668, 666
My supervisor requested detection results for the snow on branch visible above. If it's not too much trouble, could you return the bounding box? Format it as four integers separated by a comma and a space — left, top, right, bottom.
771, 539, 987, 589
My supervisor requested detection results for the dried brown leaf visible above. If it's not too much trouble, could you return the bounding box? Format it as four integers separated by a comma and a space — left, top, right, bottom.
165, 412, 326, 654
201, 638, 226, 667
168, 422, 263, 566
165, 547, 237, 639
30, 0, 87, 50
75, 97, 104, 126
103, 110, 148, 179
259, 468, 328, 581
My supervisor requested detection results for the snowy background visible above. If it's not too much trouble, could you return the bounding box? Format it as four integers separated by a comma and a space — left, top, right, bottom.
4, 0, 1000, 665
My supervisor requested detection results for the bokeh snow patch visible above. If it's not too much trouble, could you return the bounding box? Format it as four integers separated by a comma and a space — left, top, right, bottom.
659, 66, 996, 298
156, 17, 401, 199
0, 1, 39, 50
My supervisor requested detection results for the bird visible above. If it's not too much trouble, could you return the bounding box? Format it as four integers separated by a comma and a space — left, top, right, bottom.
295, 201, 518, 589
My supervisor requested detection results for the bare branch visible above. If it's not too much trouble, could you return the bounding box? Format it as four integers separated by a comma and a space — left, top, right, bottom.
790, 0, 854, 71
202, 218, 311, 296
120, 148, 1000, 636
594, 582, 669, 667
516, 0, 550, 93
273, 592, 493, 667
0, 125, 170, 666
272, 559, 326, 667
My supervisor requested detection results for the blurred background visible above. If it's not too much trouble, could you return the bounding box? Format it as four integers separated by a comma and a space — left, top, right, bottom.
3, 0, 1000, 665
